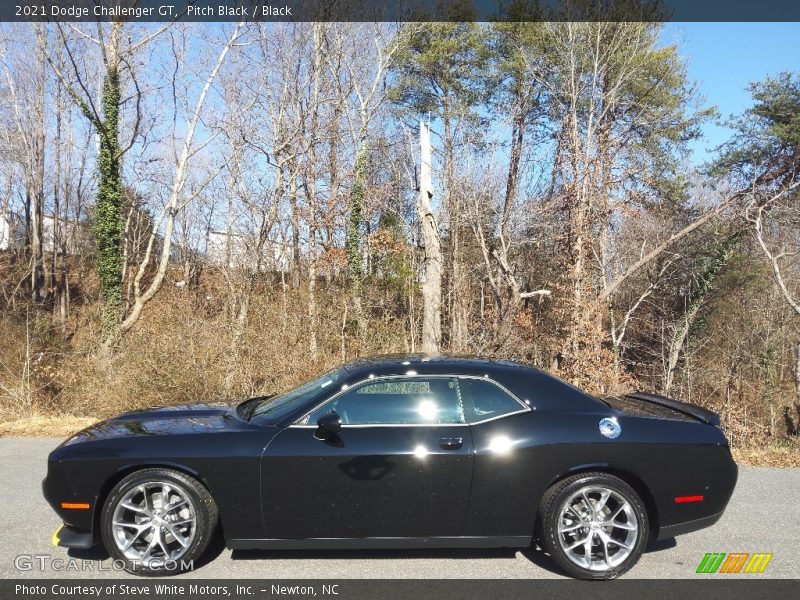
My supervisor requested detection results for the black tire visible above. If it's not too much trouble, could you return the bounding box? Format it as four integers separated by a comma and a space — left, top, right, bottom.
538, 472, 649, 580
100, 468, 218, 576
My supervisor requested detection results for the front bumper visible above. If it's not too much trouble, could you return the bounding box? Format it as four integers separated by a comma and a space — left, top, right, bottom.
42, 469, 97, 534
52, 524, 96, 549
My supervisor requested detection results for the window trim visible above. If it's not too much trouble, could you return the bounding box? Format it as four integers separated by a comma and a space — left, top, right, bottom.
290, 374, 531, 428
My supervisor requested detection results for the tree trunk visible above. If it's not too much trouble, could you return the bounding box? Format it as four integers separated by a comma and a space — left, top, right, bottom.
305, 23, 324, 362
58, 94, 73, 333
289, 161, 301, 288
29, 42, 46, 303
96, 23, 124, 338
443, 112, 468, 351
665, 234, 741, 392
487, 87, 529, 349
501, 97, 525, 242
795, 341, 800, 401
417, 119, 443, 353
52, 61, 62, 313
347, 141, 367, 340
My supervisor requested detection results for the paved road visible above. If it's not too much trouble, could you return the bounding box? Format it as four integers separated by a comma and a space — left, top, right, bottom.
1, 437, 797, 579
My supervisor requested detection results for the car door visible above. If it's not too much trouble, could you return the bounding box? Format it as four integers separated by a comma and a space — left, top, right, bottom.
260, 375, 474, 540
457, 376, 537, 537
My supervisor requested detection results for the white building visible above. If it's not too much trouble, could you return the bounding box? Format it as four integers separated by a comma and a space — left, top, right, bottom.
0, 212, 82, 254
0, 211, 24, 251
42, 215, 83, 255
206, 230, 290, 272
0, 213, 10, 250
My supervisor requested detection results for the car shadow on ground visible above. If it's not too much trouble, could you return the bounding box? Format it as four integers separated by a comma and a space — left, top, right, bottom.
66, 532, 229, 572
517, 537, 677, 576
231, 547, 518, 561
647, 537, 677, 552
227, 536, 677, 577
67, 546, 110, 561
65, 535, 677, 577
228, 543, 569, 576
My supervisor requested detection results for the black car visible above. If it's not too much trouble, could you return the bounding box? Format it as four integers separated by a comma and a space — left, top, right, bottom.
43, 355, 737, 579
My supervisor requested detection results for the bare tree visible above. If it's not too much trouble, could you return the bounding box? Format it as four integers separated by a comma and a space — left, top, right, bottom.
1, 25, 47, 302
416, 118, 442, 353
115, 23, 244, 344
747, 181, 800, 315
324, 24, 408, 341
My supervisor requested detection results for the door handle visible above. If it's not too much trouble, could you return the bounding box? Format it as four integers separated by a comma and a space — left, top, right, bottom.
439, 437, 463, 450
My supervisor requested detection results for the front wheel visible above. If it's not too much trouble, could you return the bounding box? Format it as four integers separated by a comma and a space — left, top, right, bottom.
100, 468, 218, 575
538, 472, 649, 579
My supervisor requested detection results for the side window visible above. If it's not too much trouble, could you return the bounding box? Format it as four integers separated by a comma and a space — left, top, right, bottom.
458, 378, 525, 423
305, 377, 464, 425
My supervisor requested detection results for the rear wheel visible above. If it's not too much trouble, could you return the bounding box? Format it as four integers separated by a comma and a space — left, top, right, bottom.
100, 468, 218, 575
539, 472, 649, 579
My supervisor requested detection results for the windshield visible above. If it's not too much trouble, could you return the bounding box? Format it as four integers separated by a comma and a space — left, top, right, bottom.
249, 367, 348, 423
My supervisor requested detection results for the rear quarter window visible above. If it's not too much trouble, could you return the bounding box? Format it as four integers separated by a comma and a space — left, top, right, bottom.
458, 378, 526, 423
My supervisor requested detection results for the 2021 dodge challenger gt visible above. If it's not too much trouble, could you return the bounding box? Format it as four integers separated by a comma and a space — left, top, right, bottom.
43, 355, 737, 579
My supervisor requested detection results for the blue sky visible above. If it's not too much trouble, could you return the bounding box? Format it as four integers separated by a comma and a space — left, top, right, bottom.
661, 22, 800, 165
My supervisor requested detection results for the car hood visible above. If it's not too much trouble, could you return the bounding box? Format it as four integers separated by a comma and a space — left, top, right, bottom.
59, 403, 237, 446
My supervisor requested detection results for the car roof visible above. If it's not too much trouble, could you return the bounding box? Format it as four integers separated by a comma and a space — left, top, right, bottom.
340, 353, 539, 378
336, 354, 603, 413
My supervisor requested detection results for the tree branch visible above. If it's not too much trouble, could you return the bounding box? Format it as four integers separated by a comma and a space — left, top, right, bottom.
599, 195, 738, 303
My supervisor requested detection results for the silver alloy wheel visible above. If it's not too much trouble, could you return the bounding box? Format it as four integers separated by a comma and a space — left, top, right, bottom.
111, 480, 196, 566
556, 485, 638, 571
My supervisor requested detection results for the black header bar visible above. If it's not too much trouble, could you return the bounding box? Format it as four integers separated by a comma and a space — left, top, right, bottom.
3, 1, 800, 23
5, 579, 800, 600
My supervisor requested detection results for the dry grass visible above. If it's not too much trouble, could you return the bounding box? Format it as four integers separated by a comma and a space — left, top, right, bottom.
732, 440, 800, 467
0, 414, 97, 438
2, 267, 800, 466
0, 281, 412, 420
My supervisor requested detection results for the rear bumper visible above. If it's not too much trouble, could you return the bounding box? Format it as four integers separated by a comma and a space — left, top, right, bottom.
650, 442, 737, 541
52, 524, 96, 549
656, 510, 724, 540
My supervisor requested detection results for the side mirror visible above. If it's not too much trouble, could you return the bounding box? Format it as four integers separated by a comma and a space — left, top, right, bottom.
315, 411, 342, 439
